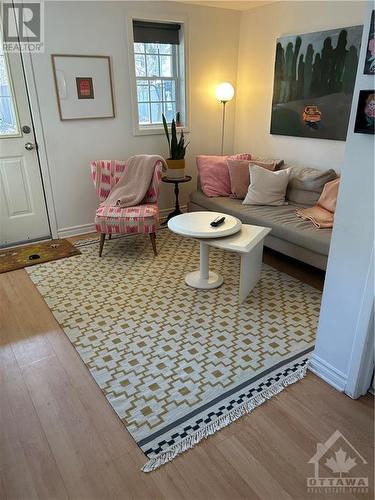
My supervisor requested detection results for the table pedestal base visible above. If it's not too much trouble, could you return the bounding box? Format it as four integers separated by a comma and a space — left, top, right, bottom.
185, 241, 223, 290
185, 270, 223, 289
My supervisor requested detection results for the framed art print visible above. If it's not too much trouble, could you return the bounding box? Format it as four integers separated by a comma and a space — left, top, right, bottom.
364, 10, 375, 75
76, 77, 94, 99
354, 90, 375, 134
51, 55, 115, 120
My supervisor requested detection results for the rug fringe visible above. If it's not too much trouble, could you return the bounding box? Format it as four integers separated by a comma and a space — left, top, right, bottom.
142, 364, 307, 472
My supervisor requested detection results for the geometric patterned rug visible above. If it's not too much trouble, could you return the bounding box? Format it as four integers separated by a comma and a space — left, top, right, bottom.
26, 230, 322, 471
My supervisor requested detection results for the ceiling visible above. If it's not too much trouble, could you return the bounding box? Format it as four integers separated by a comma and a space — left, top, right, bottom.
173, 1, 274, 11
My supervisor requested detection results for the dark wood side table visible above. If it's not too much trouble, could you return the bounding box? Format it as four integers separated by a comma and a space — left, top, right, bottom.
162, 175, 192, 223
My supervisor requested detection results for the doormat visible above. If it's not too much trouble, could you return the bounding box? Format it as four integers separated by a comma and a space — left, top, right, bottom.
26, 231, 321, 471
0, 239, 81, 273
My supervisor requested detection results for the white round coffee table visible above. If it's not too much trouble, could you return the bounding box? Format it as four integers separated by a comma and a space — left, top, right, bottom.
168, 212, 242, 289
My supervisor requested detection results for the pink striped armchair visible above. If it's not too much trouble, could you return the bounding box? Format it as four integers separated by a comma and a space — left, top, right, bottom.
90, 159, 164, 257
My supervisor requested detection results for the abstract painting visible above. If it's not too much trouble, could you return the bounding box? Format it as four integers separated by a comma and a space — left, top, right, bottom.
354, 90, 375, 134
364, 10, 375, 74
270, 25, 363, 141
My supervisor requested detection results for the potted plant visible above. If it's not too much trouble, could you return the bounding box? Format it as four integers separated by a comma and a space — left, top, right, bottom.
162, 112, 189, 179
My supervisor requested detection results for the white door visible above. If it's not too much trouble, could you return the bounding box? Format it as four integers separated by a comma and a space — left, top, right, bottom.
0, 43, 50, 247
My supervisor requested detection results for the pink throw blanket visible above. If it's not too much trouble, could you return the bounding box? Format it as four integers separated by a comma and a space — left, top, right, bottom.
295, 178, 340, 229
101, 155, 166, 208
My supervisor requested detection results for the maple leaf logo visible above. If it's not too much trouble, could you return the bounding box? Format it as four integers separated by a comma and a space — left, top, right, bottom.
325, 448, 357, 477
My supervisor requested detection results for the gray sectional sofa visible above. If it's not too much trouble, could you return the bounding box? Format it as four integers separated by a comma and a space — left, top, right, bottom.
188, 165, 337, 270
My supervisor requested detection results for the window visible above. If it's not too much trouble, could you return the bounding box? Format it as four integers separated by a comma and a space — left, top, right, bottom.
0, 43, 19, 137
131, 20, 185, 132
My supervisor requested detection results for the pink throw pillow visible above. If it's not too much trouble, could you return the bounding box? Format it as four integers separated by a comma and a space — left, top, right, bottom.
227, 159, 251, 199
227, 158, 280, 199
197, 154, 252, 197
231, 153, 252, 161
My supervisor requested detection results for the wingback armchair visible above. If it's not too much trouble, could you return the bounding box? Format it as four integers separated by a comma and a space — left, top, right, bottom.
90, 159, 164, 257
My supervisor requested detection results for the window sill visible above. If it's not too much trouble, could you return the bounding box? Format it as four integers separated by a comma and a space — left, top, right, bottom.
133, 125, 190, 137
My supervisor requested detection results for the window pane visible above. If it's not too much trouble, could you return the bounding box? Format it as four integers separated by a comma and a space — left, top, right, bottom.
149, 80, 162, 101
151, 102, 162, 123
163, 80, 175, 101
144, 43, 158, 54
146, 55, 159, 77
0, 81, 11, 96
134, 54, 146, 76
158, 44, 172, 54
163, 101, 176, 123
137, 80, 149, 102
160, 56, 172, 77
134, 42, 145, 53
138, 102, 150, 124
0, 53, 19, 136
133, 34, 182, 128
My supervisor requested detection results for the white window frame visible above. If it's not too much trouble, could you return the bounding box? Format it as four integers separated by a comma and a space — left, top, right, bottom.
127, 13, 189, 136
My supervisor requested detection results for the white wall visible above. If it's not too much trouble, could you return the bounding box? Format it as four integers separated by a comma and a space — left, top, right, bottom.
31, 1, 240, 235
310, 1, 374, 396
234, 1, 367, 170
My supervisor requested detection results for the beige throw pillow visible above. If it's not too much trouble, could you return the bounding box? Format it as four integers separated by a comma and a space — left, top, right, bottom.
242, 164, 291, 206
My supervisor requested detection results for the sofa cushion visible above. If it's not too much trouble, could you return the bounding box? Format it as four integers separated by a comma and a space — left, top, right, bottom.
196, 155, 231, 197
285, 189, 322, 206
227, 158, 282, 199
196, 154, 252, 198
226, 159, 249, 199
281, 164, 337, 205
251, 157, 284, 170
243, 166, 291, 206
189, 190, 331, 256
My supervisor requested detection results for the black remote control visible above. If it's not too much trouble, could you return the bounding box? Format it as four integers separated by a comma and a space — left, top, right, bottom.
210, 216, 226, 227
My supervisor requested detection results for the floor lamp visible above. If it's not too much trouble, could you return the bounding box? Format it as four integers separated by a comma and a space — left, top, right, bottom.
216, 82, 235, 155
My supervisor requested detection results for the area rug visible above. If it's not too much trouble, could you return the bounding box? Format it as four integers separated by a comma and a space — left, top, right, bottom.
0, 239, 80, 273
26, 231, 322, 471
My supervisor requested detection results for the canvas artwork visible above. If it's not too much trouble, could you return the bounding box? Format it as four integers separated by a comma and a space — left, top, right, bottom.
270, 25, 363, 141
364, 10, 375, 74
354, 90, 375, 134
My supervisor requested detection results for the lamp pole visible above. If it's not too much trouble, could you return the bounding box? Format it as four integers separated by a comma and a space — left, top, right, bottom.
220, 100, 227, 156
216, 82, 234, 156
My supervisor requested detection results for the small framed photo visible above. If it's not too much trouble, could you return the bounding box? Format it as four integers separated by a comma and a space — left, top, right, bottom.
76, 77, 94, 99
51, 55, 115, 120
364, 10, 375, 75
354, 90, 375, 135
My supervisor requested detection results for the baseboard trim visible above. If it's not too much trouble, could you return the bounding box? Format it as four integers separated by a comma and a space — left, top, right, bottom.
309, 353, 347, 392
57, 205, 188, 238
58, 223, 96, 239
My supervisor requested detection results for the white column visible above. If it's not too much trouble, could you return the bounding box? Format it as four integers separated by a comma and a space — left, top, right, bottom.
199, 241, 209, 280
185, 240, 223, 290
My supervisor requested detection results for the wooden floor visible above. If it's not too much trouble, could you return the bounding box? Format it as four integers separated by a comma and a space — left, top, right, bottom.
0, 237, 373, 500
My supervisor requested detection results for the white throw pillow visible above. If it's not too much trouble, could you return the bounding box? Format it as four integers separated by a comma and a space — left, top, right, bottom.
242, 164, 291, 206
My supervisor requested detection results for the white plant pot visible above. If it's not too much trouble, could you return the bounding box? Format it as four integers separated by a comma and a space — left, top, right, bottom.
167, 168, 185, 180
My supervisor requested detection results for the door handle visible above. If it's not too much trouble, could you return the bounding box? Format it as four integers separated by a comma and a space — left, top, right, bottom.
25, 142, 35, 151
